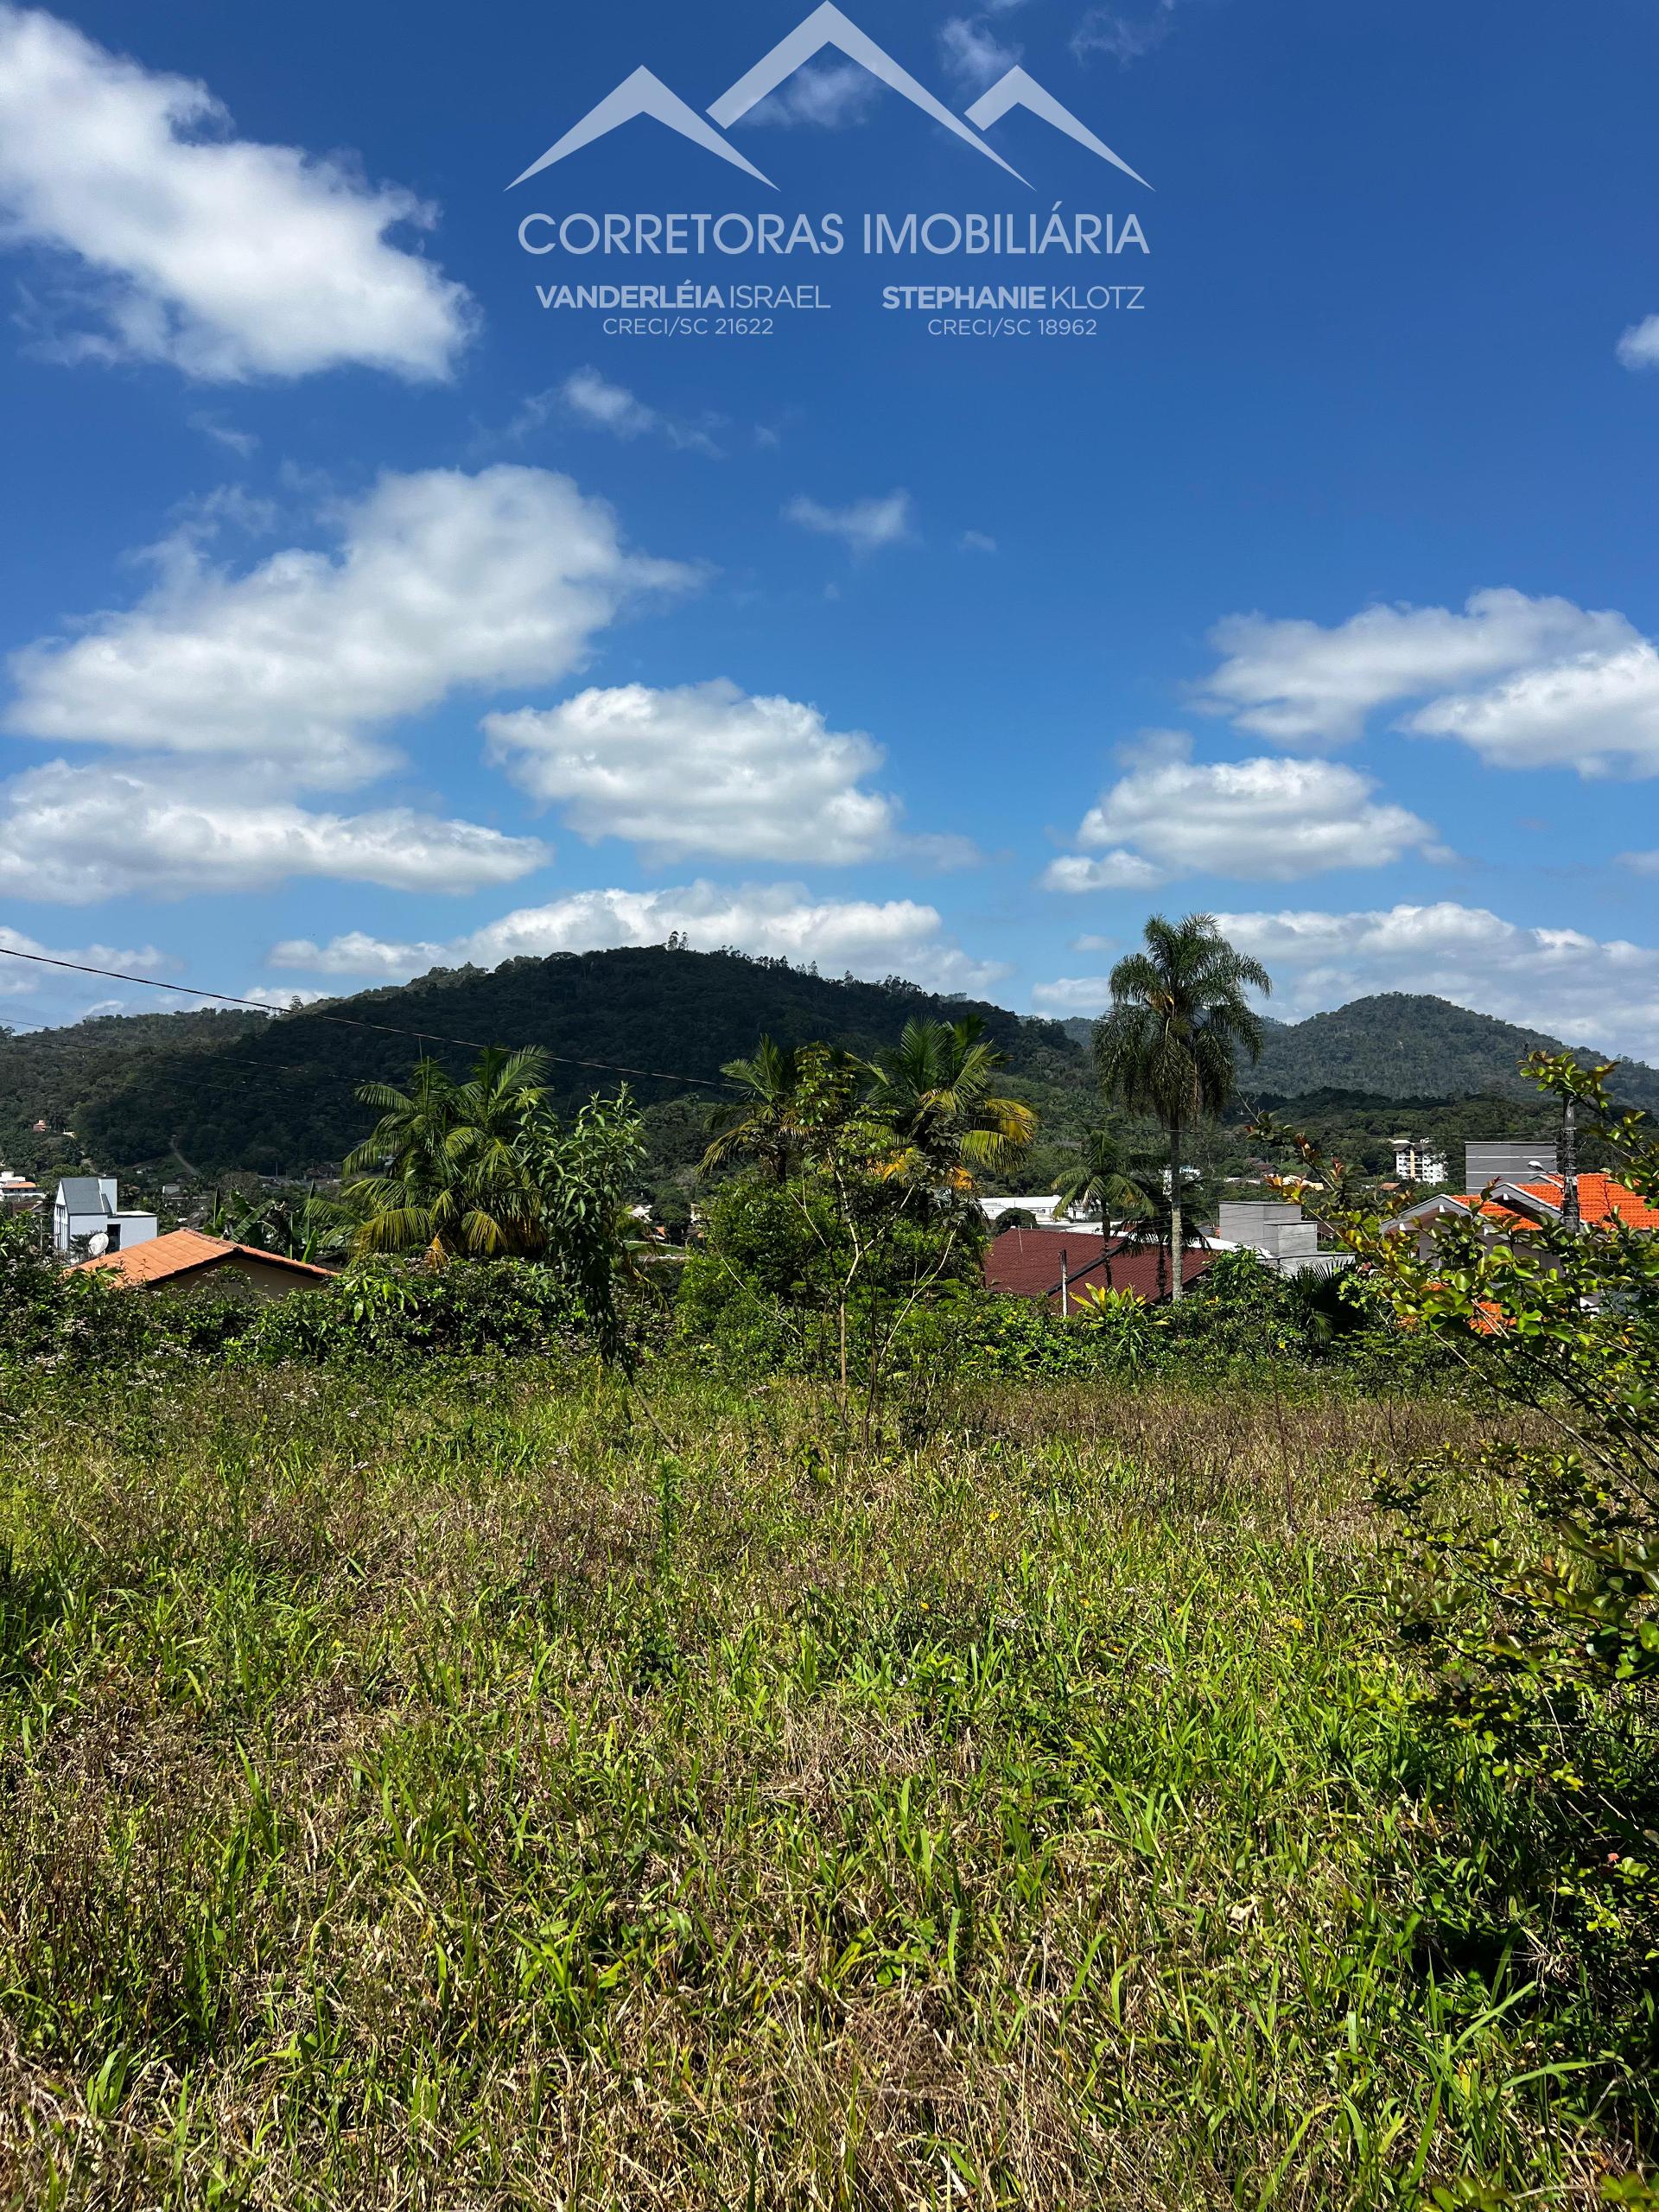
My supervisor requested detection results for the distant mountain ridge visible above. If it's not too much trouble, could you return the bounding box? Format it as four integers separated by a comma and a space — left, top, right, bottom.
1067, 994, 1659, 1112
3, 960, 1655, 1175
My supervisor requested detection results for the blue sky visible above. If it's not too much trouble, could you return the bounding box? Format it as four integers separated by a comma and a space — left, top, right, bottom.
3, 0, 1659, 1054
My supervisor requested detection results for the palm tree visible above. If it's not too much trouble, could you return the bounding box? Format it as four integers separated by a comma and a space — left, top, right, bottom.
1054, 1122, 1155, 1226
866, 1016, 1038, 1193
700, 1035, 810, 1184
1094, 915, 1270, 1301
343, 1047, 550, 1260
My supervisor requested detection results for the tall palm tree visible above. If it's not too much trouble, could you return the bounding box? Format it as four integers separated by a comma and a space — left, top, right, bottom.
343, 1047, 550, 1260
1094, 915, 1269, 1300
866, 1015, 1037, 1193
701, 1035, 809, 1183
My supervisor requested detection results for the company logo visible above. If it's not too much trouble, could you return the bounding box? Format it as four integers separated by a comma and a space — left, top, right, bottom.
508, 2, 1151, 194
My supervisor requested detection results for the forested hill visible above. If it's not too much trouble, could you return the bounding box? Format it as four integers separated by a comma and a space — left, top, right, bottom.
1250, 994, 1659, 1110
41, 949, 1088, 1175
8, 961, 1658, 1177
1068, 995, 1659, 1113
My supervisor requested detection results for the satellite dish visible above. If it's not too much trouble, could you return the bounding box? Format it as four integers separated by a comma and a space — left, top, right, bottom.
86, 1230, 109, 1257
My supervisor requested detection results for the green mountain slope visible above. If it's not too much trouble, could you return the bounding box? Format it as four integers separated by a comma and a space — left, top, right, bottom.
1065, 995, 1659, 1112
12, 963, 1658, 1179
57, 949, 1088, 1175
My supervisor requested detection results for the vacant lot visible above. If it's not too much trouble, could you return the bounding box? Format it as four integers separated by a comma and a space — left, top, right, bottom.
0, 1366, 1643, 2208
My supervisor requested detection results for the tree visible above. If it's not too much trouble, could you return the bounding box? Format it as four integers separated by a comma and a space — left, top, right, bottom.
1054, 1122, 1155, 1221
865, 1016, 1037, 1192
700, 1035, 811, 1184
344, 1048, 550, 1261
1094, 915, 1270, 1300
1274, 1053, 1659, 2019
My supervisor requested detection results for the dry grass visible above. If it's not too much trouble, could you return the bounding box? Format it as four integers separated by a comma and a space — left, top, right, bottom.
0, 1364, 1641, 2209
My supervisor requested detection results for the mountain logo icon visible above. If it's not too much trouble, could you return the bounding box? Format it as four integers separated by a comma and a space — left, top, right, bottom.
508, 5, 1151, 194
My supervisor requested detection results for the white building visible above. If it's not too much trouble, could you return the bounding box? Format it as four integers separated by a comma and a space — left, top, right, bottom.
1391, 1138, 1448, 1185
1214, 1200, 1348, 1279
51, 1176, 158, 1262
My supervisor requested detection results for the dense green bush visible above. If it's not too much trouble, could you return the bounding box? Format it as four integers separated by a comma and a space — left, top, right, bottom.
232, 1258, 634, 1368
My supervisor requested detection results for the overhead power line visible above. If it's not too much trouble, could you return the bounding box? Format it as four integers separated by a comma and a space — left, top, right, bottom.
0, 944, 740, 1094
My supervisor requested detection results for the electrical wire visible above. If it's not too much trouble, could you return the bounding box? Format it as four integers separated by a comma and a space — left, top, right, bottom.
0, 944, 741, 1094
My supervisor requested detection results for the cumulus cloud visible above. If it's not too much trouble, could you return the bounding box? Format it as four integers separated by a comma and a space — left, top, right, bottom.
0, 5, 474, 382
484, 679, 912, 863
270, 882, 1007, 998
1402, 640, 1659, 773
0, 922, 170, 999
8, 465, 695, 788
1041, 732, 1441, 889
0, 761, 549, 903
1212, 901, 1659, 1064
1198, 588, 1659, 773
785, 490, 915, 555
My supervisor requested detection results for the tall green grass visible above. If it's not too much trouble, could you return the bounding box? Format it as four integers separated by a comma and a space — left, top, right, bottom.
0, 1367, 1644, 2207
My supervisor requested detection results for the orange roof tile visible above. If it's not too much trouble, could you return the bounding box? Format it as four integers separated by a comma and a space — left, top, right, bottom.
73, 1229, 337, 1286
1447, 1172, 1659, 1232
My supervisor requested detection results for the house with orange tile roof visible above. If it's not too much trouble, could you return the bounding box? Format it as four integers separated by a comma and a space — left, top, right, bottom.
1395, 1168, 1659, 1259
73, 1227, 336, 1300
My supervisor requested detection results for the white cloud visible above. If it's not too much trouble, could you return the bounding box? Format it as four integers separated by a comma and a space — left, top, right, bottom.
960, 529, 999, 553
270, 882, 1007, 997
1029, 976, 1116, 1013
0, 922, 169, 999
8, 465, 695, 788
1043, 850, 1164, 893
785, 489, 915, 556
1402, 639, 1659, 774
0, 760, 549, 903
1200, 589, 1627, 749
484, 679, 905, 863
1214, 900, 1659, 1064
939, 16, 1022, 88
1042, 732, 1440, 889
551, 367, 722, 456
238, 986, 328, 1010
746, 60, 882, 129
1617, 316, 1659, 372
0, 5, 474, 382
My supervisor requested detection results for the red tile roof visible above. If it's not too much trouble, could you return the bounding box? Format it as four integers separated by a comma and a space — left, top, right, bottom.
73, 1229, 337, 1286
983, 1227, 1215, 1306
1440, 1172, 1659, 1233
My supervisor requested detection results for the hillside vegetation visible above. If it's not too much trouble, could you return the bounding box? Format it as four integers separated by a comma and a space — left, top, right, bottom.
5, 955, 1658, 1179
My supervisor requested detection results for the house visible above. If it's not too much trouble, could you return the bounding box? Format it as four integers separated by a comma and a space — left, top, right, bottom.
1395, 1169, 1659, 1259
72, 1228, 336, 1300
984, 1227, 1215, 1310
0, 1167, 43, 1216
51, 1176, 157, 1261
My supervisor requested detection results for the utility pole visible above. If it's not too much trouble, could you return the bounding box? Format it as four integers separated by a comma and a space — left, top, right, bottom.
1059, 1246, 1070, 1317
1561, 1091, 1580, 1233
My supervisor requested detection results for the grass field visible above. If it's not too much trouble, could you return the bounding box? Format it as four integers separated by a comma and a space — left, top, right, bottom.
0, 1363, 1647, 2209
